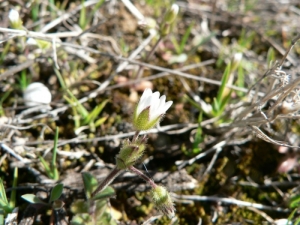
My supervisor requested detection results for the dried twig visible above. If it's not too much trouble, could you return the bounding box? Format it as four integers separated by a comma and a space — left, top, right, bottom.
171, 193, 290, 213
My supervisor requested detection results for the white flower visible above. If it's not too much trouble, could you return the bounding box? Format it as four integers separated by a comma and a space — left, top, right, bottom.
274, 219, 292, 225
23, 82, 52, 107
133, 88, 173, 131
26, 38, 38, 46
171, 4, 179, 17
9, 9, 19, 23
9, 9, 22, 29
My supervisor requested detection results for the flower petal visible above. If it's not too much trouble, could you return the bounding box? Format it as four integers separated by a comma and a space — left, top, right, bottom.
9, 9, 19, 23
137, 88, 152, 115
163, 101, 173, 113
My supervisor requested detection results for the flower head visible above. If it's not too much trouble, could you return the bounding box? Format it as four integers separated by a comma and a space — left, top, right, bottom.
9, 9, 22, 29
151, 185, 175, 219
133, 88, 173, 131
26, 38, 38, 46
23, 82, 52, 107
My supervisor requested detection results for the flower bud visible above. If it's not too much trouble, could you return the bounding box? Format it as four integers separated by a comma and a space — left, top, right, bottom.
231, 52, 243, 72
9, 9, 22, 29
151, 185, 175, 219
159, 4, 179, 37
116, 138, 146, 169
133, 88, 172, 131
164, 4, 179, 24
138, 17, 157, 30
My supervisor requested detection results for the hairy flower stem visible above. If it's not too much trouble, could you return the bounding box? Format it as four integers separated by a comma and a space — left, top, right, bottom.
132, 130, 141, 142
129, 165, 157, 188
92, 132, 143, 198
91, 166, 122, 198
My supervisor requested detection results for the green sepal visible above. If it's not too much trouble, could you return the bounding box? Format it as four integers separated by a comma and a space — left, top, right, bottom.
116, 139, 146, 169
133, 107, 160, 131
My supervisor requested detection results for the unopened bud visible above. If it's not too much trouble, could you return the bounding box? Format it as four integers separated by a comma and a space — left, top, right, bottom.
151, 185, 175, 219
164, 4, 179, 24
116, 138, 146, 169
159, 4, 179, 37
138, 17, 157, 30
231, 52, 243, 72
9, 9, 22, 29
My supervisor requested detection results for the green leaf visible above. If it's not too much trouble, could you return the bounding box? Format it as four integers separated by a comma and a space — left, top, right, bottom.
216, 62, 231, 104
0, 199, 7, 208
287, 207, 298, 224
39, 156, 52, 178
212, 97, 219, 115
92, 186, 115, 201
192, 113, 203, 153
219, 89, 232, 113
0, 209, 3, 225
0, 42, 10, 64
94, 116, 108, 128
79, 0, 86, 29
183, 94, 202, 111
49, 183, 64, 202
51, 127, 59, 181
170, 36, 180, 55
238, 29, 255, 49
9, 168, 18, 209
83, 99, 109, 125
0, 179, 8, 206
54, 67, 67, 89
82, 173, 98, 199
289, 194, 300, 208
21, 194, 46, 204
267, 47, 275, 68
179, 21, 194, 54
65, 89, 89, 119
